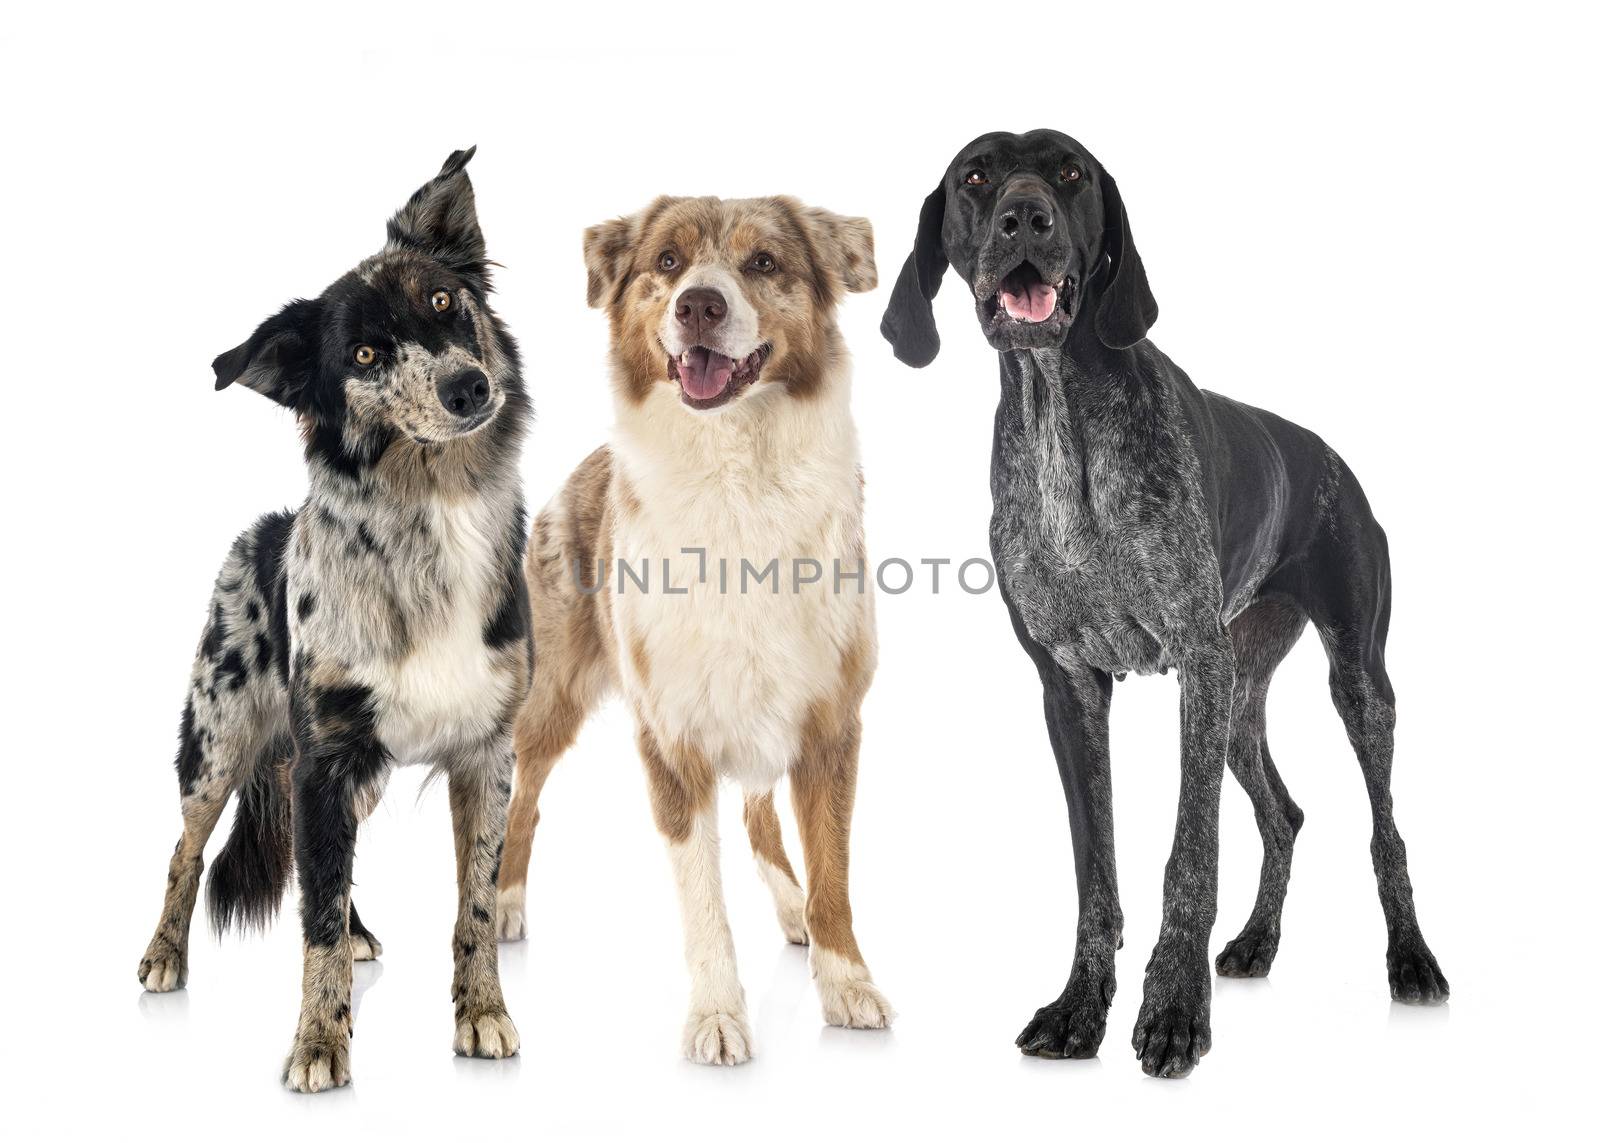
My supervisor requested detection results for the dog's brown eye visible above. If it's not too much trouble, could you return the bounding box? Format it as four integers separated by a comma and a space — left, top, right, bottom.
1061, 165, 1082, 182
750, 252, 777, 274
965, 168, 989, 186
431, 289, 452, 312
353, 345, 376, 367
658, 251, 678, 271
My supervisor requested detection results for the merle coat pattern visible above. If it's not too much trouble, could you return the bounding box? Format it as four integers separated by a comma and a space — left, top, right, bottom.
135, 149, 533, 1093
881, 129, 1447, 1078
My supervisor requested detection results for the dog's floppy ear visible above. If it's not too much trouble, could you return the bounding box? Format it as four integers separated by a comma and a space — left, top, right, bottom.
879, 185, 948, 368
797, 206, 877, 294
212, 298, 322, 407
1093, 168, 1159, 350
582, 210, 646, 309
386, 146, 487, 280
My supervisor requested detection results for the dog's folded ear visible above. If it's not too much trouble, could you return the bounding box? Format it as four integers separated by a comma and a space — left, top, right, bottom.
213, 298, 322, 407
1093, 169, 1159, 350
386, 146, 488, 283
880, 185, 948, 368
795, 205, 877, 295
583, 206, 653, 309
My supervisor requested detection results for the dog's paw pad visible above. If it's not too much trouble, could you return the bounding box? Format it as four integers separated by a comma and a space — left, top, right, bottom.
819, 978, 895, 1029
1388, 943, 1449, 1004
1016, 992, 1109, 1059
138, 944, 187, 993
683, 1010, 753, 1065
283, 1035, 351, 1093
350, 932, 383, 962
1215, 929, 1278, 978
1132, 1002, 1211, 1079
496, 887, 528, 943
454, 1007, 521, 1058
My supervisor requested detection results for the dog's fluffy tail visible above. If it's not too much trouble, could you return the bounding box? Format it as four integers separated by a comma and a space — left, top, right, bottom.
206, 742, 293, 935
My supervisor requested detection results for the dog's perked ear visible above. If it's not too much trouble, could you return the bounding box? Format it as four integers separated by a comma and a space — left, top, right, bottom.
1093, 169, 1159, 350
212, 298, 323, 407
879, 185, 948, 368
796, 206, 877, 294
386, 146, 487, 281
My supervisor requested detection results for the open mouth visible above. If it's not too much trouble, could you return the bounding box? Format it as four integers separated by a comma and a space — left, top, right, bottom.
665, 343, 770, 410
981, 261, 1075, 338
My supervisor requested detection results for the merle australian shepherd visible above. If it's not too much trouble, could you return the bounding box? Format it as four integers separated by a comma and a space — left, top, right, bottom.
135, 149, 532, 1093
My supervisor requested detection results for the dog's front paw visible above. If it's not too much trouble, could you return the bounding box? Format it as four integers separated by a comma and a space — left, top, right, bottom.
1216, 926, 1279, 978
683, 1010, 753, 1065
283, 1032, 351, 1093
350, 931, 383, 962
137, 938, 187, 993
812, 948, 894, 1029
1017, 978, 1113, 1059
454, 1005, 521, 1059
496, 886, 527, 943
1133, 958, 1211, 1078
1388, 940, 1449, 1004
819, 978, 895, 1029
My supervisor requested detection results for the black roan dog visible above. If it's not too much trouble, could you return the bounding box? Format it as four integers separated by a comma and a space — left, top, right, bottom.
881, 129, 1447, 1077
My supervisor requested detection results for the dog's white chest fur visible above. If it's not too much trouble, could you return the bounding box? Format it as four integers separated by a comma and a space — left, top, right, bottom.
613, 386, 871, 791
360, 496, 513, 763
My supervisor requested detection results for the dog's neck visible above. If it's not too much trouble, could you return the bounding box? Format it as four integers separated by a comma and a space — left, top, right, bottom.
999, 325, 1146, 418
304, 396, 529, 514
616, 365, 857, 477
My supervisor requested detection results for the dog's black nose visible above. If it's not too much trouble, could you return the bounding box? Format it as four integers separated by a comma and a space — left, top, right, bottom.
675, 287, 727, 340
998, 197, 1054, 239
437, 369, 491, 417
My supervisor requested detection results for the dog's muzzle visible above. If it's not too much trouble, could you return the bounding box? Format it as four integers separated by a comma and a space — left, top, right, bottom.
972, 185, 1076, 348
663, 285, 769, 411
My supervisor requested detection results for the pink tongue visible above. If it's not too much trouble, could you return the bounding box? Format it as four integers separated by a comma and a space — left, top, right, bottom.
1000, 282, 1058, 323
678, 346, 735, 399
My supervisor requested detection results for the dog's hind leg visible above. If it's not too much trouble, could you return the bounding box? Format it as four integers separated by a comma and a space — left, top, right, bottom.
347, 903, 382, 962
742, 791, 808, 945
1309, 469, 1447, 1004
345, 777, 390, 962
140, 682, 277, 989
1318, 627, 1447, 1002
496, 681, 585, 941
1216, 598, 1307, 979
138, 713, 234, 992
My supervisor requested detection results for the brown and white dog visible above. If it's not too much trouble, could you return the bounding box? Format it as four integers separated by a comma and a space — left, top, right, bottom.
493, 195, 892, 1063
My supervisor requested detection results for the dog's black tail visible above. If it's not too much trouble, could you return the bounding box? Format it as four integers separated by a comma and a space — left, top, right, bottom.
206, 741, 293, 935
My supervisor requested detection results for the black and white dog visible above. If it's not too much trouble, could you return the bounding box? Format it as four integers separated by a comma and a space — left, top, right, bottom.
135, 149, 533, 1093
881, 130, 1447, 1077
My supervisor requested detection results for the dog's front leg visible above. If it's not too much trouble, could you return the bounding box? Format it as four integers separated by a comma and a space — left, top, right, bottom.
282, 690, 389, 1093
447, 735, 520, 1059
637, 723, 751, 1065
790, 709, 894, 1031
1015, 658, 1120, 1060
1134, 641, 1235, 1078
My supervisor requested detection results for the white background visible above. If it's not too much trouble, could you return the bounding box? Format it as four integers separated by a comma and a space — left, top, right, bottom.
4, 2, 1596, 1138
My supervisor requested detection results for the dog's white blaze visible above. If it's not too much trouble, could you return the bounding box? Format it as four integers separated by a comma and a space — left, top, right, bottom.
363, 495, 514, 762
658, 266, 763, 359
612, 360, 870, 792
